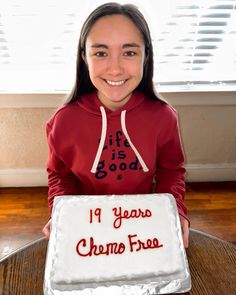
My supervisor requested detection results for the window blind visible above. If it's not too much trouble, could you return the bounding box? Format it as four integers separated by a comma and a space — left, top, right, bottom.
153, 0, 236, 91
0, 0, 235, 93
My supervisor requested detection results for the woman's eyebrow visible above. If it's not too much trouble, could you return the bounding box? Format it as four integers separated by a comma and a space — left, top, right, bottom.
91, 43, 108, 49
90, 42, 141, 49
122, 43, 141, 48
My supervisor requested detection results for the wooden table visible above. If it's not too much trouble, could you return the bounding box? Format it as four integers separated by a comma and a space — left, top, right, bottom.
0, 229, 236, 295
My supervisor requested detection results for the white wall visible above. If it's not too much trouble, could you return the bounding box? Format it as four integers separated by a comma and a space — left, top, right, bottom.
164, 92, 236, 182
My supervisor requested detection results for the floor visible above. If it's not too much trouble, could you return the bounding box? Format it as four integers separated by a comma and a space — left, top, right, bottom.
0, 182, 236, 259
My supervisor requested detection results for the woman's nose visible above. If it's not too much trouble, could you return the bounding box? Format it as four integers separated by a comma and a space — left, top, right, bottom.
107, 56, 123, 75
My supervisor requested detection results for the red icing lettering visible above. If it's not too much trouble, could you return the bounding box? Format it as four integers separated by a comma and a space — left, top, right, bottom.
128, 234, 163, 252
76, 237, 126, 257
113, 207, 152, 229
89, 208, 102, 223
76, 235, 163, 257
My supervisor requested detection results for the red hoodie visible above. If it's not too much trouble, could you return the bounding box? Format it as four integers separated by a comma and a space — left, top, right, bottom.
46, 91, 188, 222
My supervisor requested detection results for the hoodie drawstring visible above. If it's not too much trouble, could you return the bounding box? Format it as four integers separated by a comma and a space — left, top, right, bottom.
90, 106, 107, 173
120, 110, 149, 172
91, 106, 149, 173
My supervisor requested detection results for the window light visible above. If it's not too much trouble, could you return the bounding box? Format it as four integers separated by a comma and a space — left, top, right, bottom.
0, 0, 235, 93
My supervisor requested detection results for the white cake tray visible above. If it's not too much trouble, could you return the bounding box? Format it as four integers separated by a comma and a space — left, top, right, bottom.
44, 194, 191, 294
44, 276, 191, 295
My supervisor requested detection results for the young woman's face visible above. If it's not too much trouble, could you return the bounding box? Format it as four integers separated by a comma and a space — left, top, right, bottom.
83, 14, 145, 111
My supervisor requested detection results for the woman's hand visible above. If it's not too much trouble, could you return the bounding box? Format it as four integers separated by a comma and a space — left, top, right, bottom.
42, 219, 51, 240
180, 215, 189, 248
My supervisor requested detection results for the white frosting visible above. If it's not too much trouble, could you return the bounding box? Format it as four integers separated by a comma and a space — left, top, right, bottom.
48, 194, 189, 292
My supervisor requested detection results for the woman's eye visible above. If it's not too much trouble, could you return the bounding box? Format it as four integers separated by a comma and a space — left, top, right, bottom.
95, 51, 107, 57
124, 51, 136, 57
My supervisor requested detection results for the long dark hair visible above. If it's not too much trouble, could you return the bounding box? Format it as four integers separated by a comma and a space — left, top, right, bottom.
67, 2, 162, 103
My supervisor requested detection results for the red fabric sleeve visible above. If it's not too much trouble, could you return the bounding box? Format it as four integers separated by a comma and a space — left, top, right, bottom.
46, 123, 81, 214
155, 112, 190, 225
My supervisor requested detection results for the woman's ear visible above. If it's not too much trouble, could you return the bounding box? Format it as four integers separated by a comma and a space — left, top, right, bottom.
82, 51, 87, 65
144, 56, 148, 66
144, 47, 149, 66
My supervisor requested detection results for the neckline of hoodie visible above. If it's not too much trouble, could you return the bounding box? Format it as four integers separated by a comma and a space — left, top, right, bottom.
76, 91, 145, 117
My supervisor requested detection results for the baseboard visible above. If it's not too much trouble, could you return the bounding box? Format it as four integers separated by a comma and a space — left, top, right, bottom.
185, 163, 236, 182
0, 164, 236, 187
0, 169, 47, 187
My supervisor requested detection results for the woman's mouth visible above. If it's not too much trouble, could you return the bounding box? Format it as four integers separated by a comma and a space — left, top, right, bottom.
105, 79, 126, 86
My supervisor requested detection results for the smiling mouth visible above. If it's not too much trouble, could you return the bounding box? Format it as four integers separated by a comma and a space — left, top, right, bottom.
105, 80, 126, 86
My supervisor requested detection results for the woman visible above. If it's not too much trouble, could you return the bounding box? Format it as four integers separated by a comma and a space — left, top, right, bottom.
42, 2, 189, 247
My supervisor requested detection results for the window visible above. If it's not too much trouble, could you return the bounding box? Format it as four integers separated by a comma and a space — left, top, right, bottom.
0, 0, 235, 93
153, 0, 236, 91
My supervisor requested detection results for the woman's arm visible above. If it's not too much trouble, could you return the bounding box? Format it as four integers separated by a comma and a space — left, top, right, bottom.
46, 122, 81, 213
43, 136, 80, 240
47, 167, 81, 212
155, 110, 189, 247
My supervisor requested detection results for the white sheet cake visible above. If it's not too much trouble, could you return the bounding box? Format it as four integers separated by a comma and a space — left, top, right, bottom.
44, 194, 191, 294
